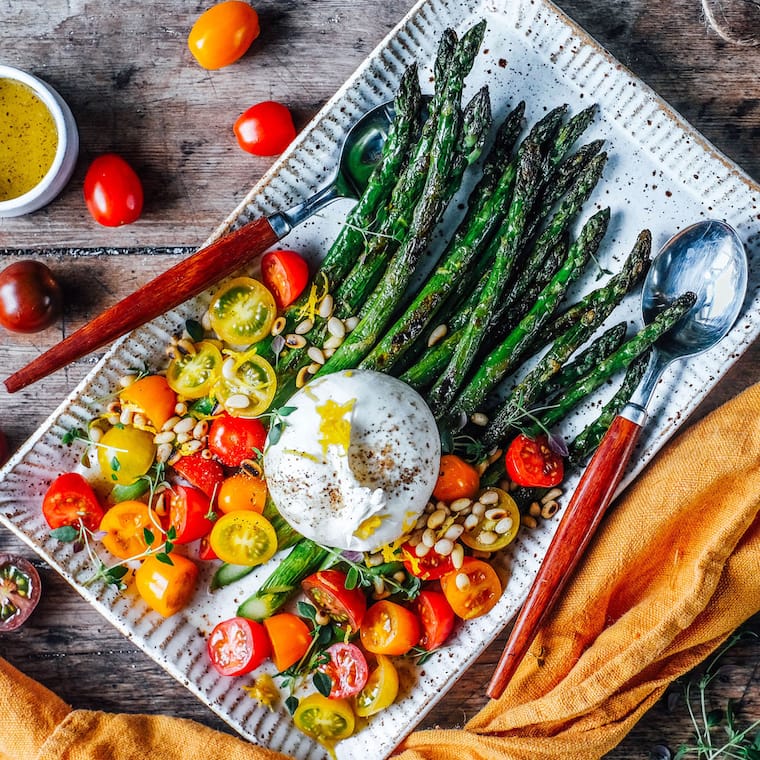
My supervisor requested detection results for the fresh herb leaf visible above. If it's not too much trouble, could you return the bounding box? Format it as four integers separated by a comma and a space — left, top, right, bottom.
313, 671, 332, 698
284, 696, 299, 715
51, 525, 80, 542
185, 319, 204, 343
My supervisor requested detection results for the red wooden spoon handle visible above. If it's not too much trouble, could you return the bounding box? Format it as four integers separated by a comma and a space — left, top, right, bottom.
4, 216, 279, 393
486, 413, 643, 699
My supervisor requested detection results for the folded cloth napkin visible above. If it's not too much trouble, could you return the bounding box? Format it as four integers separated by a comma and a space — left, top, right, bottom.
3, 381, 760, 760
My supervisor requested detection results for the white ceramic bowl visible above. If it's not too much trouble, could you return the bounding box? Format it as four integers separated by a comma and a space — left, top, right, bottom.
0, 65, 79, 217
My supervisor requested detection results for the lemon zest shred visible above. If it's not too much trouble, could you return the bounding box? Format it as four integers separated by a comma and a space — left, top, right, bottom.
355, 515, 382, 540
296, 272, 330, 323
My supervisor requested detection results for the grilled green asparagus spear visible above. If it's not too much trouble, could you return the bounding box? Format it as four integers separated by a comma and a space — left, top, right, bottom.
567, 349, 652, 465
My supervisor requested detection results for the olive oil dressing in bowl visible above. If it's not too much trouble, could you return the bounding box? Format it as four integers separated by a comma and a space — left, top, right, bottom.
0, 65, 78, 217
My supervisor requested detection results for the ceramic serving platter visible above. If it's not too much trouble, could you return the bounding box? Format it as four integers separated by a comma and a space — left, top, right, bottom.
2, 0, 760, 757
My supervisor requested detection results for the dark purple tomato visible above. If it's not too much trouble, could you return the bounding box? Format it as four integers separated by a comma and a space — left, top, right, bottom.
0, 260, 62, 333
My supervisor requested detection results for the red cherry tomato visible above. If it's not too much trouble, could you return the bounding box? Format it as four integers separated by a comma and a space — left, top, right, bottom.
188, 1, 260, 70
42, 472, 105, 532
83, 154, 143, 227
172, 452, 224, 499
0, 260, 62, 334
261, 250, 309, 309
233, 101, 296, 157
301, 569, 367, 630
505, 433, 564, 488
401, 543, 455, 581
198, 536, 219, 561
207, 616, 271, 676
207, 412, 266, 467
414, 590, 455, 650
167, 484, 215, 544
432, 454, 480, 502
318, 642, 369, 699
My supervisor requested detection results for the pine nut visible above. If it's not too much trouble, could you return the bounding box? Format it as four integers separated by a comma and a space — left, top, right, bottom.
327, 316, 346, 339
479, 489, 499, 505
477, 530, 498, 546
406, 531, 422, 547
307, 346, 326, 365
106, 414, 120, 426
315, 610, 331, 626
225, 394, 251, 410
393, 570, 406, 583
185, 439, 203, 454
444, 524, 464, 541
476, 460, 488, 476
487, 448, 503, 465
295, 318, 314, 335
132, 413, 147, 428
119, 409, 134, 426
323, 334, 343, 350
426, 509, 447, 530
156, 443, 174, 463
154, 431, 176, 445
427, 324, 447, 347
176, 432, 191, 444
173, 417, 196, 434
450, 498, 472, 513
529, 501, 542, 518
344, 316, 360, 332
455, 572, 470, 590
451, 543, 464, 569
541, 500, 560, 519
118, 374, 137, 388
472, 501, 486, 517
222, 356, 237, 380
307, 362, 321, 374
193, 420, 208, 439
415, 542, 431, 558
177, 339, 196, 356
498, 479, 512, 491
88, 426, 103, 443
425, 501, 437, 513
323, 348, 335, 358
415, 515, 427, 530
165, 344, 180, 360
434, 538, 454, 556
521, 515, 538, 529
541, 488, 564, 504
201, 448, 214, 460
271, 316, 286, 336
296, 365, 311, 388
318, 294, 334, 319
285, 334, 307, 348
470, 411, 489, 427
174, 402, 187, 416
494, 517, 514, 534
201, 310, 213, 331
366, 553, 384, 567
421, 528, 436, 547
107, 400, 122, 415
485, 508, 507, 521
372, 575, 385, 596
162, 415, 181, 432
463, 514, 479, 531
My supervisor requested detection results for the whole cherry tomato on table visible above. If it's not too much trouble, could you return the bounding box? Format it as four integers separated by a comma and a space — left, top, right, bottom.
207, 412, 266, 467
188, 0, 260, 70
207, 616, 271, 676
505, 433, 564, 487
134, 552, 198, 617
234, 101, 296, 156
84, 154, 143, 227
0, 260, 62, 333
261, 250, 309, 309
42, 472, 104, 532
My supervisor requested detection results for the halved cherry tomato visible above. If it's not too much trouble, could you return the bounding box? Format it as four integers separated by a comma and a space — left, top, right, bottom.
207, 616, 271, 676
188, 0, 260, 70
42, 472, 105, 532
414, 589, 455, 651
97, 425, 156, 486
261, 250, 309, 309
166, 340, 223, 399
293, 693, 355, 748
360, 600, 420, 656
213, 350, 277, 417
208, 277, 276, 346
401, 543, 455, 581
208, 412, 266, 467
354, 654, 399, 717
217, 472, 267, 514
134, 552, 198, 617
301, 569, 366, 630
167, 484, 215, 544
99, 500, 156, 559
172, 452, 224, 499
432, 454, 480, 502
440, 557, 501, 620
505, 433, 564, 488
198, 536, 218, 560
233, 101, 296, 157
262, 612, 311, 671
83, 154, 143, 227
119, 375, 178, 429
318, 642, 368, 699
460, 488, 520, 552
208, 510, 276, 566
0, 554, 42, 631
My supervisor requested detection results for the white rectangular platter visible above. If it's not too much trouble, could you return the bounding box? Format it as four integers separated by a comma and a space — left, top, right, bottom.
2, 0, 760, 758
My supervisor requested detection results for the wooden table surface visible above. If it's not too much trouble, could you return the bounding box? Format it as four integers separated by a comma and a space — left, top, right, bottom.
2, 1, 760, 757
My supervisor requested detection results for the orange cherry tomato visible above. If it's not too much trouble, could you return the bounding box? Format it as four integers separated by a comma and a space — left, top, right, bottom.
262, 612, 311, 671
359, 600, 420, 656
440, 557, 501, 620
99, 500, 157, 559
216, 473, 267, 514
432, 454, 480, 502
261, 250, 309, 309
188, 0, 260, 70
134, 552, 199, 617
505, 433, 564, 488
119, 375, 178, 429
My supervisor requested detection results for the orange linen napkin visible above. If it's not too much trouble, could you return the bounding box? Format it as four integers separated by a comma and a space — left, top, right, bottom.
3, 381, 760, 760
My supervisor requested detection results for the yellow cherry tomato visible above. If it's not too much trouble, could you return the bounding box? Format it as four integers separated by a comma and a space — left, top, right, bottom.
99, 500, 157, 559
166, 340, 222, 399
134, 552, 199, 617
209, 510, 277, 566
460, 488, 520, 552
97, 425, 156, 486
293, 693, 355, 749
119, 374, 178, 429
354, 655, 399, 717
217, 473, 267, 514
213, 350, 276, 417
208, 277, 276, 346
188, 1, 260, 70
